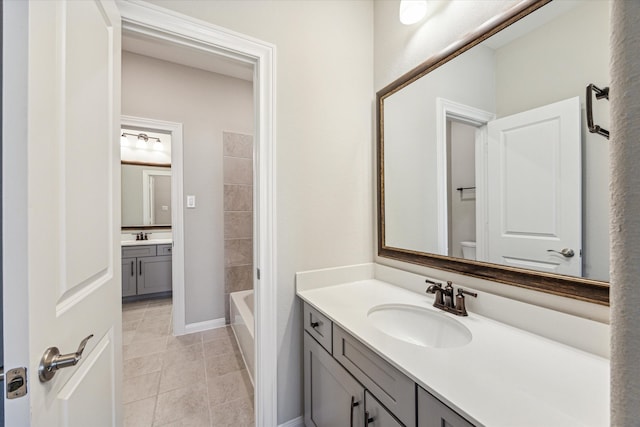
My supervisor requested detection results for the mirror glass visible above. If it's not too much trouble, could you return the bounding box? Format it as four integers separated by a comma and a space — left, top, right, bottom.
380, 0, 610, 283
122, 163, 172, 227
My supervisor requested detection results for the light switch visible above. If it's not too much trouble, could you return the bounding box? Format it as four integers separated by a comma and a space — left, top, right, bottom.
187, 195, 196, 208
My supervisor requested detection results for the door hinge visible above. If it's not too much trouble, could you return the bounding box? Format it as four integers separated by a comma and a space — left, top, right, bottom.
5, 367, 28, 399
257, 268, 261, 280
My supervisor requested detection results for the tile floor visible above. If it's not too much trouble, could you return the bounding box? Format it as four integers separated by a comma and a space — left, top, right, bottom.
122, 298, 254, 426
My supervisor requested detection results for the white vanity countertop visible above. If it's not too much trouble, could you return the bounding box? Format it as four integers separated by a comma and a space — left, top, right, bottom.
298, 279, 609, 427
121, 239, 173, 247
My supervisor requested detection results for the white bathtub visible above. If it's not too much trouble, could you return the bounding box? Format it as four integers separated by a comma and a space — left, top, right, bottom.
230, 289, 254, 385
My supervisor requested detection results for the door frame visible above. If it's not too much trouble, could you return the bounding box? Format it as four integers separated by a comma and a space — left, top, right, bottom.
121, 115, 187, 334
117, 2, 278, 426
436, 98, 495, 260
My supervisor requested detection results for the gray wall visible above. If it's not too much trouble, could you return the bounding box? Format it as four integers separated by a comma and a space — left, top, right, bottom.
138, 1, 374, 423
122, 51, 254, 324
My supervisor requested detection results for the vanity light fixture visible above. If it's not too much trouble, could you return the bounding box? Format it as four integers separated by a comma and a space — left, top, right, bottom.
121, 132, 161, 144
399, 0, 427, 25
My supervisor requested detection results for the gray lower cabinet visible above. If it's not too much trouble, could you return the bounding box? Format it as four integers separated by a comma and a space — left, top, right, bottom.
122, 245, 172, 297
418, 386, 474, 427
304, 332, 365, 427
302, 302, 476, 427
365, 391, 403, 427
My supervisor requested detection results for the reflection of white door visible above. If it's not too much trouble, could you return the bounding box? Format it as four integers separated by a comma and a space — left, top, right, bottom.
487, 97, 581, 276
5, 1, 122, 425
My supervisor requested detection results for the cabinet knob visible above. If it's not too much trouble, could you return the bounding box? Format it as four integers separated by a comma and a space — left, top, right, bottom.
364, 411, 374, 426
310, 321, 320, 329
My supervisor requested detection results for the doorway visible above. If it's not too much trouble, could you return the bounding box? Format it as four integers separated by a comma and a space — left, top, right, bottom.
118, 2, 277, 425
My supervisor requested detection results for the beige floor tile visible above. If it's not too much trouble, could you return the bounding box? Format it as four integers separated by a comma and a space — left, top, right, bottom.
124, 337, 168, 360
202, 327, 234, 343
138, 316, 171, 332
124, 396, 156, 427
134, 327, 171, 343
159, 358, 206, 393
123, 330, 137, 346
145, 305, 173, 318
153, 410, 210, 427
209, 397, 254, 427
123, 372, 161, 404
124, 353, 164, 379
147, 298, 172, 307
162, 342, 204, 366
123, 301, 149, 312
166, 333, 202, 351
207, 369, 253, 407
205, 352, 244, 379
153, 383, 209, 426
203, 337, 236, 359
123, 320, 141, 332
123, 310, 146, 322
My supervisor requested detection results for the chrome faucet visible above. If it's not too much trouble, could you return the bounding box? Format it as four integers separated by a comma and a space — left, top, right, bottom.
425, 279, 477, 316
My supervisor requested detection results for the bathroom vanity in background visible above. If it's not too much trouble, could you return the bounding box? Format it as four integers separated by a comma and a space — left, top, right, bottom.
121, 241, 172, 300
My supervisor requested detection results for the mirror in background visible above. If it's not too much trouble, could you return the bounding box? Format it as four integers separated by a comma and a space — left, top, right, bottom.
122, 164, 171, 226
121, 127, 172, 228
379, 0, 610, 301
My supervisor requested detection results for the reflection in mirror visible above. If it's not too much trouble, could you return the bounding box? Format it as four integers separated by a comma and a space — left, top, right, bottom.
121, 126, 172, 228
122, 163, 172, 227
379, 0, 610, 302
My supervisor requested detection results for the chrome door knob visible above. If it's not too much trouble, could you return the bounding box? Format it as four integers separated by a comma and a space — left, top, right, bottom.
38, 334, 93, 382
547, 248, 575, 258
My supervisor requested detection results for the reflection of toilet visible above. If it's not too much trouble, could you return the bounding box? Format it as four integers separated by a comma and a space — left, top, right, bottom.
460, 241, 476, 260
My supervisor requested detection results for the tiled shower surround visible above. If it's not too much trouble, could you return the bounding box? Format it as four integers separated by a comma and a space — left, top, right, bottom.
223, 132, 254, 322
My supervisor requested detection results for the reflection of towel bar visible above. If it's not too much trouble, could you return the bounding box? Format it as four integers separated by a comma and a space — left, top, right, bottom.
586, 83, 609, 139
456, 186, 476, 192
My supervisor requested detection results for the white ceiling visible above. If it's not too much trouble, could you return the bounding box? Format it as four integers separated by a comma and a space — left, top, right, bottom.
122, 31, 254, 82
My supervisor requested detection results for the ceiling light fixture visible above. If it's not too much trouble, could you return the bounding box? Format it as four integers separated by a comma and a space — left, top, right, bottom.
121, 132, 161, 143
399, 0, 427, 25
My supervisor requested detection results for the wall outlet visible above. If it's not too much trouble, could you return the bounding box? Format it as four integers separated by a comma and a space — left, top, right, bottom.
187, 195, 196, 208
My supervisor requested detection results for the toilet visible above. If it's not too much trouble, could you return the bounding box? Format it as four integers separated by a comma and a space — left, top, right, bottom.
460, 241, 476, 260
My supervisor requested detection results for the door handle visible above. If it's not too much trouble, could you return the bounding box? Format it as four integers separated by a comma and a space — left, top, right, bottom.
38, 334, 93, 382
547, 248, 575, 258
350, 396, 360, 427
131, 260, 134, 276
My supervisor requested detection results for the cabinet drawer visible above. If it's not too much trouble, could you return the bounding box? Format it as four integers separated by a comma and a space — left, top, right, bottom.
418, 386, 474, 427
333, 325, 415, 427
157, 244, 173, 256
304, 303, 333, 354
122, 245, 156, 258
365, 390, 403, 427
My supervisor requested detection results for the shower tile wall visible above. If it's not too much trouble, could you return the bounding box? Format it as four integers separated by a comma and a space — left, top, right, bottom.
223, 132, 254, 323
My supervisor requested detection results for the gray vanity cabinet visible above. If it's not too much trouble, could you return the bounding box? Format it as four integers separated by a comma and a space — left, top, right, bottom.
417, 386, 474, 427
333, 325, 415, 427
121, 258, 138, 297
304, 332, 365, 427
365, 391, 403, 427
122, 244, 172, 298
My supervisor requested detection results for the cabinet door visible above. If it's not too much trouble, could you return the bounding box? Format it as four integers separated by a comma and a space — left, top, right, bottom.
304, 332, 365, 427
418, 386, 475, 427
364, 391, 403, 427
137, 255, 172, 294
121, 257, 137, 297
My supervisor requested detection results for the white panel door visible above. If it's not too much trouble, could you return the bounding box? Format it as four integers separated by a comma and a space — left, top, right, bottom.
487, 97, 581, 276
4, 1, 122, 426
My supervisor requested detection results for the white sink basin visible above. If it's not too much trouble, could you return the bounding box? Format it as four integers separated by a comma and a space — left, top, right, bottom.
367, 304, 472, 349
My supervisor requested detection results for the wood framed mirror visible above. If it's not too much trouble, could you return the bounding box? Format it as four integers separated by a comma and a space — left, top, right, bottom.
377, 0, 609, 305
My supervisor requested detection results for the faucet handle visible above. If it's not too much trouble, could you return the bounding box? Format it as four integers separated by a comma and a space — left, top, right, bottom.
425, 279, 444, 306
454, 287, 477, 316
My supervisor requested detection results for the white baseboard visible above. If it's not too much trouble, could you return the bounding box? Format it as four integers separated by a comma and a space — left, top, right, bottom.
182, 317, 226, 334
278, 416, 304, 427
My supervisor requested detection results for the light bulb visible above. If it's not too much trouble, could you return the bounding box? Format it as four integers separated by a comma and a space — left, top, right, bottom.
399, 0, 427, 25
